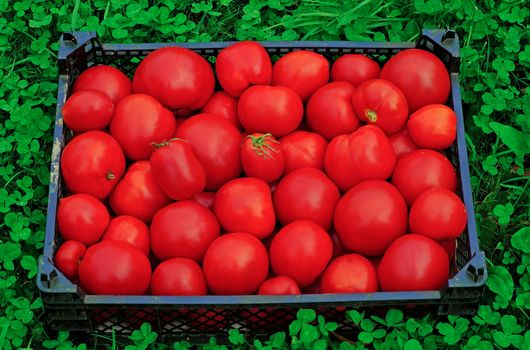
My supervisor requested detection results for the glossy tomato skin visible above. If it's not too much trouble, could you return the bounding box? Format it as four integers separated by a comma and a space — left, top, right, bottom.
133, 47, 215, 111
378, 234, 449, 291
388, 128, 418, 158
109, 161, 171, 222
215, 41, 272, 97
407, 104, 457, 150
258, 276, 301, 295
272, 51, 329, 101
61, 131, 125, 199
331, 54, 380, 87
380, 49, 450, 112
270, 220, 333, 288
214, 178, 276, 240
324, 125, 396, 192
102, 216, 150, 256
62, 90, 114, 132
334, 180, 408, 257
203, 232, 269, 295
150, 258, 207, 296
306, 82, 359, 140
55, 240, 87, 281
189, 191, 216, 211
391, 149, 457, 205
238, 85, 303, 137
274, 168, 339, 229
175, 113, 242, 190
280, 131, 327, 174
73, 65, 132, 105
79, 240, 151, 295
241, 133, 284, 182
201, 91, 241, 130
57, 194, 110, 245
320, 254, 378, 293
352, 79, 409, 134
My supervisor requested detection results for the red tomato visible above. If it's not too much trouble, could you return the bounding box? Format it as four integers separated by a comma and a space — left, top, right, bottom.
274, 168, 339, 229
440, 239, 457, 262
102, 216, 150, 256
203, 232, 269, 295
320, 254, 378, 293
407, 104, 457, 150
391, 149, 457, 205
378, 234, 449, 291
109, 161, 171, 222
189, 191, 216, 211
334, 180, 407, 257
238, 85, 303, 137
175, 113, 242, 190
331, 54, 380, 87
241, 133, 284, 182
79, 240, 151, 295
380, 49, 450, 112
150, 258, 207, 296
324, 125, 396, 192
174, 117, 187, 135
280, 131, 328, 174
214, 178, 276, 240
133, 47, 215, 111
258, 276, 301, 295
73, 65, 132, 105
62, 90, 113, 132
61, 131, 125, 199
57, 194, 109, 245
306, 82, 359, 140
270, 220, 333, 288
215, 41, 272, 97
272, 51, 329, 101
352, 79, 409, 134
201, 91, 241, 129
150, 201, 220, 262
388, 128, 418, 158
54, 240, 87, 281
330, 231, 348, 260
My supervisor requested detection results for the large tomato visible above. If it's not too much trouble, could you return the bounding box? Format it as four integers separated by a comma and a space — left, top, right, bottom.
407, 104, 457, 150
62, 90, 114, 132
54, 240, 87, 281
388, 128, 418, 158
241, 133, 284, 182
378, 234, 449, 291
324, 125, 396, 192
380, 49, 450, 112
214, 178, 275, 240
150, 201, 220, 262
203, 232, 269, 295
258, 276, 301, 295
73, 65, 132, 105
150, 258, 207, 296
280, 131, 327, 173
216, 41, 272, 96
331, 54, 380, 87
334, 180, 407, 256
175, 113, 242, 190
61, 131, 125, 199
201, 91, 240, 130
306, 82, 359, 140
320, 254, 378, 293
238, 85, 303, 137
273, 168, 339, 229
102, 216, 150, 256
133, 47, 215, 111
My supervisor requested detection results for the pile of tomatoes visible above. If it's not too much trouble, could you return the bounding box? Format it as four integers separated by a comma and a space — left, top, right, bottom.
54, 41, 466, 297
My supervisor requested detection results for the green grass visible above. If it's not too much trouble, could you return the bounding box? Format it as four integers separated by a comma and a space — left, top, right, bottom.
1, 0, 529, 349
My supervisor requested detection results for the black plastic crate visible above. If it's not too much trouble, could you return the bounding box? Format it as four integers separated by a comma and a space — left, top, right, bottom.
38, 29, 487, 343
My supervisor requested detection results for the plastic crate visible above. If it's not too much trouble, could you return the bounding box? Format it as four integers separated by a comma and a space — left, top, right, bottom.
38, 29, 487, 343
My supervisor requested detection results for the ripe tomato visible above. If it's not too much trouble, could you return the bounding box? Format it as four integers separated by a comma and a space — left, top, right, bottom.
214, 178, 276, 240
62, 90, 113, 132
175, 113, 242, 190
150, 258, 207, 296
57, 194, 109, 245
203, 232, 269, 295
280, 131, 327, 173
272, 51, 329, 101
270, 220, 333, 288
73, 65, 132, 105
102, 216, 150, 256
238, 85, 303, 137
331, 54, 380, 87
201, 91, 241, 130
378, 234, 449, 291
133, 47, 215, 111
407, 104, 457, 150
324, 125, 396, 192
215, 41, 272, 97
274, 168, 339, 229
258, 276, 301, 295
391, 149, 457, 205
241, 133, 284, 182
54, 240, 87, 281
320, 254, 378, 293
388, 128, 418, 158
189, 191, 216, 210
306, 82, 359, 140
330, 231, 348, 259
352, 79, 409, 134
79, 240, 151, 295
109, 161, 171, 222
150, 201, 220, 262
61, 131, 125, 199
380, 49, 450, 112
334, 180, 408, 256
